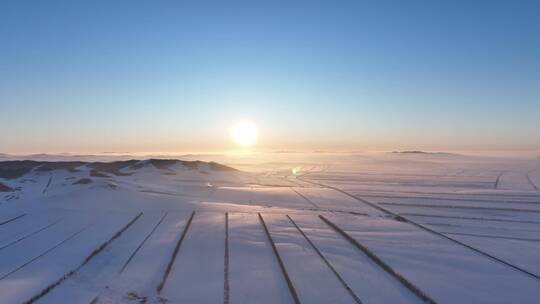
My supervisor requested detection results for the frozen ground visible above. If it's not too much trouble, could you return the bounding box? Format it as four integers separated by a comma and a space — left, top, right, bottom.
0, 152, 539, 303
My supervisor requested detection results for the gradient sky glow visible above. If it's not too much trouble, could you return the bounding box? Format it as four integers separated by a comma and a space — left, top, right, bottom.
1, 1, 539, 153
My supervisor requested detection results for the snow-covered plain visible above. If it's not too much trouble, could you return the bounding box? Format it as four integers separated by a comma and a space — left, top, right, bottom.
0, 152, 539, 303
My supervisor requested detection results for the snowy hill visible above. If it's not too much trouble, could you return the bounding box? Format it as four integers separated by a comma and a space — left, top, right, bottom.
0, 154, 539, 303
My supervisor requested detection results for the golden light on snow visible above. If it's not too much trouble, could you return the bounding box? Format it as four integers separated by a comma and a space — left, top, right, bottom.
231, 122, 258, 147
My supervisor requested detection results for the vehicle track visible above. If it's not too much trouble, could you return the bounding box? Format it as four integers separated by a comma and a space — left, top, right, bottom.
0, 224, 91, 280
378, 202, 540, 213
399, 213, 540, 225
349, 187, 540, 198
0, 218, 63, 251
0, 214, 26, 227
494, 171, 505, 189
290, 188, 320, 209
42, 177, 52, 194
156, 210, 195, 293
258, 213, 300, 304
361, 194, 540, 204
439, 231, 540, 242
119, 212, 168, 274
286, 215, 363, 304
299, 176, 540, 282
526, 173, 539, 191
23, 212, 142, 304
224, 212, 230, 304
319, 215, 436, 304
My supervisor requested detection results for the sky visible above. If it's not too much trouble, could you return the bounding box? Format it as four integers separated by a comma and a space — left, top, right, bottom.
1, 1, 539, 153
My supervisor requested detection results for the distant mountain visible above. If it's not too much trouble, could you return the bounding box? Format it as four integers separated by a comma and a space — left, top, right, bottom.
0, 159, 237, 180
390, 151, 461, 156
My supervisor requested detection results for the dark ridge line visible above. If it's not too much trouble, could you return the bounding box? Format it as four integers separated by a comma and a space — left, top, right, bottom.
360, 194, 540, 205
258, 213, 301, 304
0, 214, 26, 227
0, 218, 63, 251
399, 213, 540, 225
1, 224, 91, 280
526, 173, 539, 191
24, 212, 143, 304
286, 215, 363, 304
290, 187, 320, 209
345, 187, 540, 198
224, 212, 230, 304
319, 215, 437, 304
297, 177, 392, 216
400, 216, 540, 281
439, 231, 540, 242
301, 176, 540, 282
157, 210, 195, 293
379, 202, 540, 213
494, 171, 505, 189
42, 177, 52, 194
422, 222, 540, 234
120, 212, 168, 274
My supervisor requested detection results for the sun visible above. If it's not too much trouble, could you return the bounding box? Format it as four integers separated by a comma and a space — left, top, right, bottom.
231, 122, 258, 147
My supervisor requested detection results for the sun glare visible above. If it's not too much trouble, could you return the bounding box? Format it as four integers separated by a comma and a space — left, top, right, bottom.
231, 122, 258, 147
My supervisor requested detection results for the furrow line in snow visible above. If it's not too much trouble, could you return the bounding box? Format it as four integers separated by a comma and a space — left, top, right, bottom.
494, 171, 505, 189
23, 212, 143, 304
156, 210, 195, 293
224, 212, 230, 304
349, 187, 540, 198
400, 213, 540, 281
526, 173, 539, 191
42, 177, 52, 194
297, 177, 392, 216
1, 224, 91, 281
0, 214, 26, 227
0, 218, 63, 251
302, 176, 540, 288
286, 215, 363, 304
290, 188, 320, 209
379, 202, 540, 213
258, 213, 301, 304
119, 212, 168, 274
361, 194, 540, 205
399, 213, 540, 225
439, 231, 540, 242
319, 215, 437, 304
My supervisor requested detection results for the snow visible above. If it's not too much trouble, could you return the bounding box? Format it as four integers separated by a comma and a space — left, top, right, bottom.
0, 153, 539, 303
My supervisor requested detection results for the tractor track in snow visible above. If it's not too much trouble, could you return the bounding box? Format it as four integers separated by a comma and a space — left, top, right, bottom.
378, 202, 540, 213
299, 176, 540, 282
319, 215, 437, 304
119, 212, 168, 274
23, 212, 143, 304
156, 211, 195, 293
42, 177, 52, 194
398, 213, 540, 225
290, 187, 321, 209
0, 214, 26, 227
526, 173, 539, 191
1, 223, 92, 281
361, 194, 540, 205
224, 212, 230, 304
0, 218, 63, 251
258, 213, 301, 304
287, 215, 363, 304
494, 171, 505, 189
439, 231, 540, 242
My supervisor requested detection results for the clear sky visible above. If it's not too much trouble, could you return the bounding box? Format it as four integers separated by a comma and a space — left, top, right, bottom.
1, 1, 539, 153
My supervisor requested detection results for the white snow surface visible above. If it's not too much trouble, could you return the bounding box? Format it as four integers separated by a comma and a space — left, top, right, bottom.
0, 153, 539, 303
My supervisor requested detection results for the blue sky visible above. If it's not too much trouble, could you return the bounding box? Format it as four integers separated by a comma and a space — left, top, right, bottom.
1, 1, 539, 153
